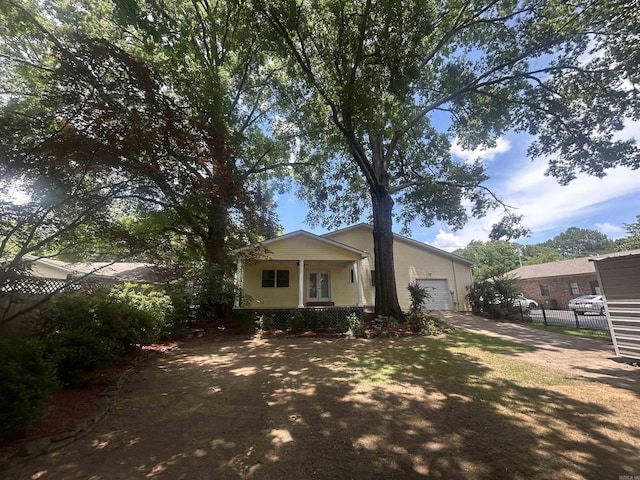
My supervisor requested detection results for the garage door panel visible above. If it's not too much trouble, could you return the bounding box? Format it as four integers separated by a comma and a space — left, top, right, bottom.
416, 279, 451, 310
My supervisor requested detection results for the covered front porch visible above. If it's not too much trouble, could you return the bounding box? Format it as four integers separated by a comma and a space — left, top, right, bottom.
231, 230, 371, 310
234, 258, 368, 309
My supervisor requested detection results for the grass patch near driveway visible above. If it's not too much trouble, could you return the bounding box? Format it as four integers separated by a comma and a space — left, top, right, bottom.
525, 322, 612, 340
340, 330, 640, 478
348, 330, 567, 390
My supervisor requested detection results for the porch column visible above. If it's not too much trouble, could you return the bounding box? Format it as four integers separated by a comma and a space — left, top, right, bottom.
298, 259, 305, 308
234, 260, 243, 308
356, 259, 363, 307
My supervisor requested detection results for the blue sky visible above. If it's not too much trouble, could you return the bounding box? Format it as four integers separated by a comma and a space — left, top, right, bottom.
276, 120, 640, 251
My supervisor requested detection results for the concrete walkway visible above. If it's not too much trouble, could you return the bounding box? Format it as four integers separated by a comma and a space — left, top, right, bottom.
437, 312, 640, 392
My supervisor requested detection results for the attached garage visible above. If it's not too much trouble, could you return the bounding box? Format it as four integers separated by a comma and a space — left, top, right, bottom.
593, 253, 640, 360
417, 279, 452, 310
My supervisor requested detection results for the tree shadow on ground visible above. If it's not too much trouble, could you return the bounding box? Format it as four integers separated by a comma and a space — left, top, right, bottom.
5, 335, 640, 480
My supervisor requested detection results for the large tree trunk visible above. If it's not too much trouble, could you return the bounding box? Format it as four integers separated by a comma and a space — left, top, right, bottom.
199, 197, 231, 321
371, 185, 403, 319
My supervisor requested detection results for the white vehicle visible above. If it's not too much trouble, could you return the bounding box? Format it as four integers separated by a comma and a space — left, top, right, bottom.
568, 295, 605, 315
512, 294, 538, 309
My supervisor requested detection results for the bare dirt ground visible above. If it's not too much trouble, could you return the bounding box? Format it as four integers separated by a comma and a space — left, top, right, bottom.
2, 313, 639, 480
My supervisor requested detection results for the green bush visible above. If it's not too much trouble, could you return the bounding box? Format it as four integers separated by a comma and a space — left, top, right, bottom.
345, 312, 363, 336
0, 337, 57, 440
108, 283, 176, 341
40, 285, 179, 386
288, 310, 305, 331
260, 314, 274, 331
467, 274, 520, 319
407, 281, 431, 311
406, 311, 449, 335
232, 310, 256, 333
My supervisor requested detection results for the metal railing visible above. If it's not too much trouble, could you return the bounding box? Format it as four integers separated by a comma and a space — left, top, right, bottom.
520, 305, 609, 331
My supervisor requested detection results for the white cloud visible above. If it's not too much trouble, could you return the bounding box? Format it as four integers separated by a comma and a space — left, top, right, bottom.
497, 162, 640, 235
450, 137, 511, 163
595, 222, 624, 237
430, 230, 467, 252
420, 152, 640, 249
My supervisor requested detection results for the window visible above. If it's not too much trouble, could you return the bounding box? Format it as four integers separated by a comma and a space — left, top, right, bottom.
350, 269, 355, 283
570, 282, 580, 295
590, 281, 601, 295
262, 269, 289, 288
370, 270, 376, 287
540, 284, 550, 296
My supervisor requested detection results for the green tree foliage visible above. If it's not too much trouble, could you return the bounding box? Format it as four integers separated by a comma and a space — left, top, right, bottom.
520, 244, 564, 265
454, 240, 520, 281
0, 0, 298, 316
543, 227, 614, 258
624, 215, 640, 237
259, 0, 639, 317
614, 214, 640, 250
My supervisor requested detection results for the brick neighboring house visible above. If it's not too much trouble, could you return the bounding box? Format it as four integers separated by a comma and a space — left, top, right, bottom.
507, 250, 640, 309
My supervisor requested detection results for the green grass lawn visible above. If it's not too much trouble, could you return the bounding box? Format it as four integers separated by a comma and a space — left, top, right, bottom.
524, 322, 611, 340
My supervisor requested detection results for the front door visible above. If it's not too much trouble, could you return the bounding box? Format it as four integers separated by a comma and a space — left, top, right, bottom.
308, 271, 330, 302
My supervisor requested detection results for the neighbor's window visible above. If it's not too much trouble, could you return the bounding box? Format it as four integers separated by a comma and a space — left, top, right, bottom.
590, 281, 601, 295
540, 284, 550, 296
370, 270, 376, 287
570, 282, 580, 295
262, 269, 289, 288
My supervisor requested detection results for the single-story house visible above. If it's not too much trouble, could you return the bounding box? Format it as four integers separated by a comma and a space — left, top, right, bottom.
507, 249, 640, 308
592, 253, 640, 360
231, 224, 473, 312
2, 255, 159, 281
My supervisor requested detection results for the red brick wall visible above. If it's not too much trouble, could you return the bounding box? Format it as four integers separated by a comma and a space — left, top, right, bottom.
517, 273, 599, 309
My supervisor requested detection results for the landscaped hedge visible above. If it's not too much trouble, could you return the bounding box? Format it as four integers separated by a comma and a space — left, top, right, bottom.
0, 282, 190, 438
40, 284, 183, 386
0, 337, 57, 440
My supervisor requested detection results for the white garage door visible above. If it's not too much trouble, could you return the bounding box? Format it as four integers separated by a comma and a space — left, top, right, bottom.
416, 279, 452, 310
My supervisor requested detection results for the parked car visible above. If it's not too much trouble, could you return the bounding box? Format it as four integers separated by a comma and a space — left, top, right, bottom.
568, 295, 605, 315
512, 294, 538, 309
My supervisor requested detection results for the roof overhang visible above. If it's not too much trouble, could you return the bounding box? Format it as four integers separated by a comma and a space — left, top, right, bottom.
230, 230, 369, 258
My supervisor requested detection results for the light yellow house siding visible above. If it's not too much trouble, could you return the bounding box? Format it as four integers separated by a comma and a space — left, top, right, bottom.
242, 260, 362, 308
262, 234, 362, 261
325, 226, 472, 311
242, 261, 300, 308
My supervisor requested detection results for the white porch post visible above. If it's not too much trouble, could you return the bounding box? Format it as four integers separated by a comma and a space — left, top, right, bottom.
234, 260, 243, 308
356, 259, 363, 307
298, 259, 305, 308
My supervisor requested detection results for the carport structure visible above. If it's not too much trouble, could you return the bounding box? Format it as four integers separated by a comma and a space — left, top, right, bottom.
593, 253, 640, 360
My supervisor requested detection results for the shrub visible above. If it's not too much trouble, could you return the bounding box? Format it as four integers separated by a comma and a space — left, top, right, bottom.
0, 337, 57, 440
288, 310, 305, 331
406, 311, 449, 336
407, 281, 431, 311
108, 283, 177, 340
40, 286, 178, 386
232, 310, 256, 334
467, 274, 521, 319
345, 312, 363, 337
260, 314, 274, 331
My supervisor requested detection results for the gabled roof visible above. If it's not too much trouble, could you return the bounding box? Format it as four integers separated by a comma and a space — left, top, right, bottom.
67, 262, 160, 282
0, 254, 75, 276
509, 249, 640, 279
230, 230, 369, 257
322, 223, 474, 265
